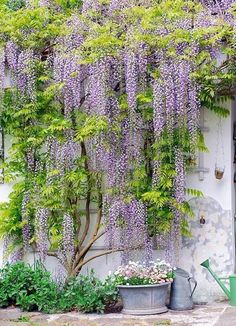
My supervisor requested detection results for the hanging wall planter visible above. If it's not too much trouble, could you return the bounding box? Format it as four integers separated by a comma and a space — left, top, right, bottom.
215, 118, 225, 180
215, 165, 225, 180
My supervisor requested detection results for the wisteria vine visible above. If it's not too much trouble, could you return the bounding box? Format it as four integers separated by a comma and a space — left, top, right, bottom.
0, 0, 235, 272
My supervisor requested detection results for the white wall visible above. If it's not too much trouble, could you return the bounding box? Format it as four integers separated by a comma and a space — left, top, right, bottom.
182, 103, 236, 302
187, 104, 234, 211
0, 103, 236, 304
0, 135, 18, 267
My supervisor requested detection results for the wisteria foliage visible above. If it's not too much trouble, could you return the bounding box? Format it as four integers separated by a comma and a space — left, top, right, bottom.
0, 0, 235, 273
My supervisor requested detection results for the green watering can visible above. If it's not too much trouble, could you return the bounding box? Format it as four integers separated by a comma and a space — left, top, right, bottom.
201, 259, 236, 306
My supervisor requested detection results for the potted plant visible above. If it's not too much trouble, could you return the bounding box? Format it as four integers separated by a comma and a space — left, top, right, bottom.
115, 259, 174, 315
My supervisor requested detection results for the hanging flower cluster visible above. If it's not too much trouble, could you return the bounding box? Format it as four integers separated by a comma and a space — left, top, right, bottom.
36, 208, 49, 261
62, 213, 74, 259
104, 197, 152, 263
201, 0, 234, 11
0, 48, 5, 91
21, 191, 31, 249
3, 236, 23, 264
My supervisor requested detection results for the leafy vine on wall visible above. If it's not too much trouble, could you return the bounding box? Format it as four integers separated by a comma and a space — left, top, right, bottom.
0, 0, 235, 277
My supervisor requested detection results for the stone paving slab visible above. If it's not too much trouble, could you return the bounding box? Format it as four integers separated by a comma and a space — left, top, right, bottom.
214, 307, 236, 326
0, 303, 232, 326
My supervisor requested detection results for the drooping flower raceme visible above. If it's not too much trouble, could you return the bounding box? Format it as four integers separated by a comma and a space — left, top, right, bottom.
36, 208, 49, 261
0, 47, 5, 90
3, 236, 23, 264
17, 50, 36, 100
62, 212, 74, 258
104, 198, 153, 264
22, 191, 31, 249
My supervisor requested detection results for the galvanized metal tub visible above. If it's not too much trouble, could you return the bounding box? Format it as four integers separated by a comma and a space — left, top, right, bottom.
118, 282, 170, 315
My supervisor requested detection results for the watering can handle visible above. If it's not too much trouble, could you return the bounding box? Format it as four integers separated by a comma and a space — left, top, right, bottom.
188, 277, 197, 297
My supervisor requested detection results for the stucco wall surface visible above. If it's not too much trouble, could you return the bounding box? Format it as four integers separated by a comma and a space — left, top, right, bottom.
180, 196, 234, 303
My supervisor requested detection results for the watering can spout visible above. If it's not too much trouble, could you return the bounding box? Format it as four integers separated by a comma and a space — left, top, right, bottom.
200, 258, 231, 299
200, 259, 209, 269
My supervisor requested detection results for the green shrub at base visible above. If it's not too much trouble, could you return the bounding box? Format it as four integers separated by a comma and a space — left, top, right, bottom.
0, 262, 118, 314
59, 271, 118, 313
0, 262, 59, 313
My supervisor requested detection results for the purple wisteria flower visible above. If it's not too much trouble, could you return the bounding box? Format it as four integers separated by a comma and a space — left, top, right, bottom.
62, 212, 74, 257
36, 208, 49, 261
201, 0, 234, 11
104, 197, 152, 263
22, 191, 31, 249
0, 48, 5, 90
153, 79, 165, 138
17, 50, 36, 100
38, 0, 50, 6
5, 41, 18, 71
82, 0, 100, 13
3, 236, 23, 264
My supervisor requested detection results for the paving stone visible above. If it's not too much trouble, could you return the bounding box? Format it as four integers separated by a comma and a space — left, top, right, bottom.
0, 307, 23, 320
0, 303, 231, 326
214, 306, 236, 326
